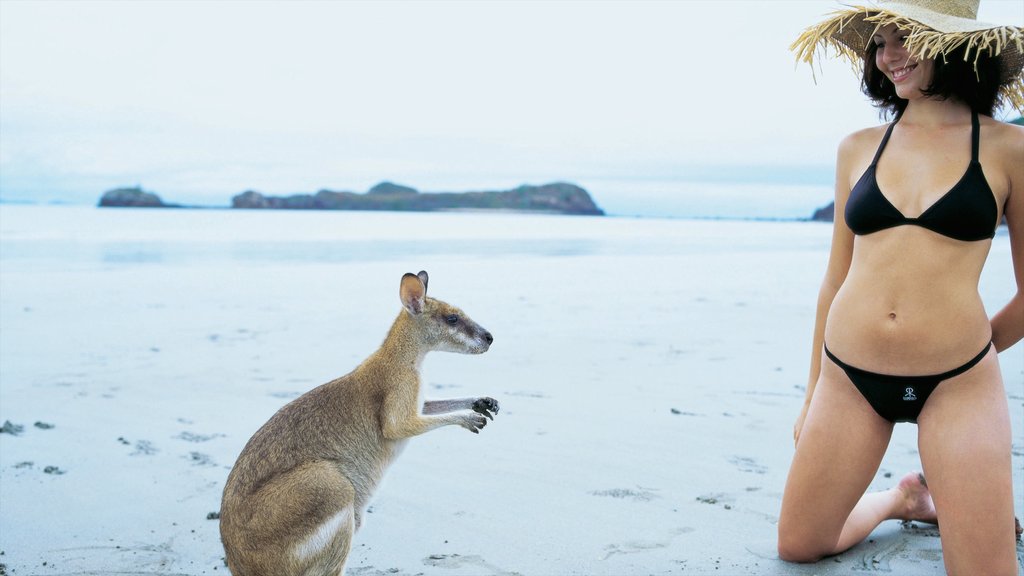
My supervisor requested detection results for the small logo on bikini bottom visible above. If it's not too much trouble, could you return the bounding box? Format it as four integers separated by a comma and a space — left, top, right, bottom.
903, 387, 917, 401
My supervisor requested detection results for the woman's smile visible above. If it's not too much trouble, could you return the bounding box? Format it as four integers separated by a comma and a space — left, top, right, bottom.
889, 63, 918, 83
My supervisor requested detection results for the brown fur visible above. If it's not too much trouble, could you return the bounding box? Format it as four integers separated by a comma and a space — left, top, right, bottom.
220, 271, 497, 576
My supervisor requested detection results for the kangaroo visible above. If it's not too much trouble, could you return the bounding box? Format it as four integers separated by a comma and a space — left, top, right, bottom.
220, 270, 498, 576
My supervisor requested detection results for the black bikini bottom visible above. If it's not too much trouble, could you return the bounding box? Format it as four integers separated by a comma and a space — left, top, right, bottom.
823, 342, 992, 423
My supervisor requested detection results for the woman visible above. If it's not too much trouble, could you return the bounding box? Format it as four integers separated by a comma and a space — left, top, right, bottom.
778, 1, 1024, 574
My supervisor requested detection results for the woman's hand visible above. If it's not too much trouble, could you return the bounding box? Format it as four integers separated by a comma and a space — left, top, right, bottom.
793, 402, 810, 446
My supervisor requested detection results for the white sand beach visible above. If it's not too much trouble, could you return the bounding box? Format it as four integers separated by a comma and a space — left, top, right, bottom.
0, 205, 1020, 575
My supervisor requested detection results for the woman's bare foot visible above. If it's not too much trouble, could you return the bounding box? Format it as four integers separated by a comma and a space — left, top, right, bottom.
895, 471, 938, 524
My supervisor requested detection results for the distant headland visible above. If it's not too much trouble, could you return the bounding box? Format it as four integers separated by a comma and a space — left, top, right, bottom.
98, 182, 605, 216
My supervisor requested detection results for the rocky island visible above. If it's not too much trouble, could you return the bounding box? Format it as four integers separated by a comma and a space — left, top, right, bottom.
98, 187, 179, 208
232, 181, 604, 216
98, 181, 604, 216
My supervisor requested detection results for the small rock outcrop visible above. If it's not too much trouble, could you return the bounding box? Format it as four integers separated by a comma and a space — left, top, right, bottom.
98, 187, 176, 208
811, 201, 835, 222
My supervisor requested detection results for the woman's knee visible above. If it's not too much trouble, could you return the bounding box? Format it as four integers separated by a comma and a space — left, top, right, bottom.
777, 523, 828, 563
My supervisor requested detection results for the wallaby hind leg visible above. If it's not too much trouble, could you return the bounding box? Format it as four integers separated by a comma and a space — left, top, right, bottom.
301, 506, 354, 576
294, 501, 355, 576
288, 463, 356, 576
227, 461, 356, 576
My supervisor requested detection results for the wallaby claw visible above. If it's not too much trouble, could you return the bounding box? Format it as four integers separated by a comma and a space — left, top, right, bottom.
461, 412, 488, 433
473, 397, 500, 420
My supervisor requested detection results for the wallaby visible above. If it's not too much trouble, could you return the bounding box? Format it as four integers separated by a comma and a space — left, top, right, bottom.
220, 271, 498, 576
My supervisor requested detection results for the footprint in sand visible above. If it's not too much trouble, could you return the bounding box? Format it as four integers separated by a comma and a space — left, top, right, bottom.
696, 493, 735, 510
174, 431, 225, 443
853, 538, 908, 572
347, 567, 411, 576
601, 527, 694, 560
119, 438, 158, 456
423, 554, 521, 576
589, 488, 659, 502
729, 455, 768, 475
185, 452, 216, 467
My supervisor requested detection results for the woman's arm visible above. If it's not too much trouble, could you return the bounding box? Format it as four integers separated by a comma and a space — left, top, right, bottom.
794, 133, 858, 444
990, 124, 1024, 353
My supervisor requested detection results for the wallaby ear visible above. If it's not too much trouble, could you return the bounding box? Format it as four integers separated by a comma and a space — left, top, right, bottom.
417, 270, 429, 294
400, 272, 426, 315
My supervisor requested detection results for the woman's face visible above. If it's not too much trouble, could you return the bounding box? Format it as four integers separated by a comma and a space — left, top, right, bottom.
873, 24, 935, 99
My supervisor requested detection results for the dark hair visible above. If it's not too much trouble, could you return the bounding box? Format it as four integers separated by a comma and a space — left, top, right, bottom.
862, 41, 1002, 117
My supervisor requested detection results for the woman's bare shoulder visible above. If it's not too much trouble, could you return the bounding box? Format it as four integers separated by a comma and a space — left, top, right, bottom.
837, 124, 889, 157
986, 117, 1024, 144
835, 124, 889, 169
980, 117, 1024, 172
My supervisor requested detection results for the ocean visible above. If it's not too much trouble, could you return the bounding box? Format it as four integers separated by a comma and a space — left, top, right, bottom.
0, 174, 837, 222
0, 204, 840, 272
586, 178, 833, 220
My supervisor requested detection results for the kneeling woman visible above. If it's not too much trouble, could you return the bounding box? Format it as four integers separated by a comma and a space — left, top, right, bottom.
780, 1, 1023, 574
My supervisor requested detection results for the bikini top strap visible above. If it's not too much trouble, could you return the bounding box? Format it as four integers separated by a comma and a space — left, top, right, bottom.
870, 116, 900, 166
971, 110, 980, 162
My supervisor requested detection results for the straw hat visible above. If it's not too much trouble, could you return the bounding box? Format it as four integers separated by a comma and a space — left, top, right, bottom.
791, 0, 1024, 111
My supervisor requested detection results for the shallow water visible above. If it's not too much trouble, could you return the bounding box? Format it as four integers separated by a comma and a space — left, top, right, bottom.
0, 205, 839, 270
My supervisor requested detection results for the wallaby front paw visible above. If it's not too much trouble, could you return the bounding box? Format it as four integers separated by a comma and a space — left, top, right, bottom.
472, 397, 499, 420
460, 412, 489, 434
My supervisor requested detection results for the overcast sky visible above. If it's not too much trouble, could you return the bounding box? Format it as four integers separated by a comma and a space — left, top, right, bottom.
1, 0, 1021, 205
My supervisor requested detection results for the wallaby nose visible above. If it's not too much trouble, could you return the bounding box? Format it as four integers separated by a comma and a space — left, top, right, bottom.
484, 331, 494, 345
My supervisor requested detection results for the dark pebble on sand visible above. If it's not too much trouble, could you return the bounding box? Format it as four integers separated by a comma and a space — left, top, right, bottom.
0, 421, 24, 435
207, 511, 220, 520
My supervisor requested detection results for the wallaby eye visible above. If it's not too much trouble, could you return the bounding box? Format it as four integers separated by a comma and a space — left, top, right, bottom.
445, 314, 459, 325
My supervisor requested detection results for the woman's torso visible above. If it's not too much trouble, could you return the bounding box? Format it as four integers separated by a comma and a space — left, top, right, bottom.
824, 112, 1008, 374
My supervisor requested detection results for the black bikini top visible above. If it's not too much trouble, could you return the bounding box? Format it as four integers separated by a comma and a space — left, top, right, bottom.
845, 111, 998, 241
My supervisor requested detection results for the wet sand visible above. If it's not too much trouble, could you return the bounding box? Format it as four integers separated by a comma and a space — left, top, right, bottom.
0, 206, 1020, 575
